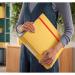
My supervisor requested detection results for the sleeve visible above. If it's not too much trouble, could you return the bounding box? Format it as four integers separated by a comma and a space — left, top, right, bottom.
55, 3, 74, 46
16, 3, 25, 36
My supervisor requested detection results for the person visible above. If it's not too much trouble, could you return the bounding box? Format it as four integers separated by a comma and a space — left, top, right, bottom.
16, 3, 74, 72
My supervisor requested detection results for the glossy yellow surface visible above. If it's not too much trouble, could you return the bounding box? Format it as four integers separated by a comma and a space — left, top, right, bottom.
0, 6, 5, 18
19, 13, 64, 69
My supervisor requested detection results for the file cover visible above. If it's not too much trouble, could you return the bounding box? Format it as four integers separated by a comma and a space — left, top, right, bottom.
19, 13, 64, 69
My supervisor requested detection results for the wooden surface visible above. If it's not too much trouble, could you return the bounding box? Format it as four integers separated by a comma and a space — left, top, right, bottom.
6, 45, 21, 72
59, 48, 73, 72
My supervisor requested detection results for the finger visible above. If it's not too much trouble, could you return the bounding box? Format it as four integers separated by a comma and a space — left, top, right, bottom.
42, 58, 53, 65
51, 51, 56, 60
45, 58, 53, 65
42, 51, 49, 57
24, 22, 34, 28
22, 25, 30, 32
28, 24, 35, 32
23, 23, 35, 32
23, 24, 32, 32
48, 49, 55, 58
42, 51, 50, 60
40, 56, 51, 63
40, 58, 52, 65
24, 22, 35, 32
24, 22, 33, 25
23, 28, 30, 32
42, 50, 54, 61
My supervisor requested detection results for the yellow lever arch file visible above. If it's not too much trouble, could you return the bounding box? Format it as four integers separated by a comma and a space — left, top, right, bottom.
19, 13, 64, 69
0, 6, 5, 18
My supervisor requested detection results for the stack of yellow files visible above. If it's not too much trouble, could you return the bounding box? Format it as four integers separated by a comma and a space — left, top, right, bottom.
0, 6, 5, 18
19, 13, 64, 69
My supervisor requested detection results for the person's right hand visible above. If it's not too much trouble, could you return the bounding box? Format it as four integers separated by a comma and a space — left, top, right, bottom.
18, 21, 35, 33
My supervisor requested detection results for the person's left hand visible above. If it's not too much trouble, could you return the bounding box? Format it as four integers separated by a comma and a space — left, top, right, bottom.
39, 47, 56, 65
39, 41, 64, 65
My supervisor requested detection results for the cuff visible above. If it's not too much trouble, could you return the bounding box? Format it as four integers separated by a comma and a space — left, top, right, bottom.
60, 34, 70, 46
16, 25, 24, 37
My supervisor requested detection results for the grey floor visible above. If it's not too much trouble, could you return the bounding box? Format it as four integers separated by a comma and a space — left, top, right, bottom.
0, 66, 6, 72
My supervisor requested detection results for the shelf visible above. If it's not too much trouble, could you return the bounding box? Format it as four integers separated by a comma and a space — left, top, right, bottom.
0, 34, 5, 42
0, 3, 10, 42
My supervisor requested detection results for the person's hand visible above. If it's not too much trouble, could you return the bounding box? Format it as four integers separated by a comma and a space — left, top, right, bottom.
40, 41, 64, 65
17, 21, 35, 33
40, 47, 56, 65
